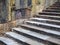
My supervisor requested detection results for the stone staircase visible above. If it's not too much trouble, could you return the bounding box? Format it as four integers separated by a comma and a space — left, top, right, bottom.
0, 2, 60, 45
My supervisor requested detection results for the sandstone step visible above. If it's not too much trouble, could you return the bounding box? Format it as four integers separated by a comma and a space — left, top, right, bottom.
26, 21, 60, 28
30, 18, 60, 22
46, 8, 60, 10
0, 37, 20, 45
12, 28, 60, 45
6, 32, 45, 45
50, 6, 60, 7
44, 9, 60, 11
53, 4, 60, 5
51, 4, 60, 7
26, 21, 60, 31
53, 2, 60, 5
20, 24, 60, 38
48, 7, 60, 8
36, 15, 60, 20
47, 8, 60, 10
43, 9, 60, 12
39, 12, 60, 15
30, 18, 49, 21
38, 15, 60, 18
30, 18, 60, 25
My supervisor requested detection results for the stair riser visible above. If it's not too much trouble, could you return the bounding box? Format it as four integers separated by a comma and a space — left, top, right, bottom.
26, 22, 60, 31
44, 9, 60, 10
31, 19, 60, 25
0, 41, 6, 45
50, 6, 60, 7
43, 10, 60, 12
47, 8, 60, 10
51, 5, 60, 6
45, 21, 60, 25
46, 8, 60, 10
6, 34, 30, 45
48, 6, 60, 8
53, 3, 60, 4
39, 13, 60, 15
20, 26, 60, 39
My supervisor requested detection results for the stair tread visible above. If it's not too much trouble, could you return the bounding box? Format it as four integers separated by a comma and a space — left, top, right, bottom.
30, 18, 60, 23
0, 37, 20, 45
6, 32, 45, 45
26, 21, 60, 28
20, 24, 60, 36
12, 27, 60, 44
